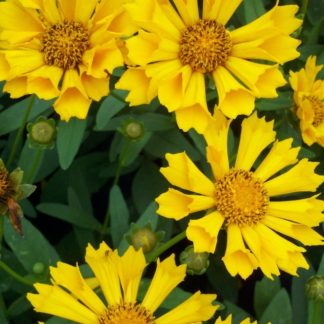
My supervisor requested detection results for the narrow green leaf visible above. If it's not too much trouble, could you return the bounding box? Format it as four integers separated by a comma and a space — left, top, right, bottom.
0, 98, 51, 136
243, 0, 265, 23
4, 218, 60, 273
254, 276, 281, 318
260, 289, 292, 324
109, 185, 129, 247
56, 118, 87, 170
95, 90, 127, 130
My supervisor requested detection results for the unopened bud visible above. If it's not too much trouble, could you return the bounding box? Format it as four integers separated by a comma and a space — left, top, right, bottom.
306, 275, 324, 302
124, 121, 144, 140
130, 226, 158, 253
27, 116, 56, 149
33, 262, 45, 274
180, 245, 210, 275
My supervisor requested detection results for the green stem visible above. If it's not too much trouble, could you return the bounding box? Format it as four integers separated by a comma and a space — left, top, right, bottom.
147, 231, 187, 263
7, 95, 36, 168
100, 140, 131, 238
300, 0, 309, 17
0, 260, 34, 287
25, 148, 43, 184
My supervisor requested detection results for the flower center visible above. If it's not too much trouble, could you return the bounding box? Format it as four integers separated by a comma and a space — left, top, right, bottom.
178, 19, 232, 73
305, 95, 324, 127
214, 169, 269, 226
0, 168, 10, 199
41, 20, 90, 69
99, 303, 155, 324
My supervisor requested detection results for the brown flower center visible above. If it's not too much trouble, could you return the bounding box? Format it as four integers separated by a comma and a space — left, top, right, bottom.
178, 19, 232, 73
0, 168, 10, 199
41, 20, 90, 69
99, 303, 155, 324
214, 169, 269, 226
305, 95, 324, 127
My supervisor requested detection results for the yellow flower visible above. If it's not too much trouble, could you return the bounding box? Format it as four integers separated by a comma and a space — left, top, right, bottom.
215, 314, 256, 324
116, 0, 301, 133
27, 242, 217, 323
289, 56, 324, 146
0, 0, 135, 121
156, 111, 324, 279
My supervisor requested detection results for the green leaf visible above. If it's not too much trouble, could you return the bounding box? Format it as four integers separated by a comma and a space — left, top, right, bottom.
95, 90, 127, 130
223, 301, 251, 323
109, 185, 129, 247
4, 218, 60, 273
0, 97, 51, 136
56, 118, 87, 170
317, 252, 324, 275
243, 0, 265, 23
254, 276, 281, 318
259, 289, 292, 324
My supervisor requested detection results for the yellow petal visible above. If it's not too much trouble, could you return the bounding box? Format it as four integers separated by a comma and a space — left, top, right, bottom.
156, 188, 214, 220
115, 68, 157, 106
222, 225, 258, 279
81, 73, 109, 101
264, 159, 324, 196
267, 196, 324, 226
175, 103, 212, 134
186, 211, 224, 253
3, 77, 28, 98
206, 144, 229, 180
142, 254, 186, 313
85, 242, 122, 306
235, 113, 276, 171
215, 314, 232, 324
27, 283, 98, 323
50, 262, 106, 315
118, 246, 146, 304
27, 65, 62, 100
254, 139, 299, 181
160, 152, 215, 196
173, 0, 199, 25
156, 291, 217, 324
213, 66, 255, 118
276, 251, 309, 276
263, 216, 324, 246
0, 53, 10, 80
214, 0, 243, 25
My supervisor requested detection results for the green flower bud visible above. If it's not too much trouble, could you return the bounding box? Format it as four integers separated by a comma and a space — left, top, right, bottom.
27, 116, 56, 149
33, 262, 45, 274
124, 120, 144, 140
306, 275, 324, 302
130, 226, 158, 253
180, 245, 210, 275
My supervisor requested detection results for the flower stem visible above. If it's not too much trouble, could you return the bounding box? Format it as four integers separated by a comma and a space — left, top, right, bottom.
301, 0, 309, 16
147, 230, 187, 263
7, 95, 36, 168
0, 260, 34, 287
100, 139, 131, 239
25, 148, 43, 184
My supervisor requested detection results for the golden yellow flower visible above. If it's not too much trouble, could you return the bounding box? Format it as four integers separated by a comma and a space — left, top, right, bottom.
0, 0, 135, 121
289, 56, 324, 146
116, 0, 301, 132
27, 242, 217, 323
215, 314, 256, 324
156, 111, 324, 279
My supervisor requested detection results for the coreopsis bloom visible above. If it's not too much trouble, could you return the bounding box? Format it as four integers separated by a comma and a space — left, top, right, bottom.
215, 315, 256, 324
0, 159, 35, 235
27, 242, 217, 323
289, 56, 324, 146
156, 112, 324, 279
0, 0, 135, 120
116, 0, 301, 132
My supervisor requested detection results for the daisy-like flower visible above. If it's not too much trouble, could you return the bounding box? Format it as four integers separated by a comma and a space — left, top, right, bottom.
0, 0, 135, 120
27, 242, 217, 323
116, 0, 301, 132
156, 111, 324, 279
215, 315, 256, 324
289, 56, 324, 147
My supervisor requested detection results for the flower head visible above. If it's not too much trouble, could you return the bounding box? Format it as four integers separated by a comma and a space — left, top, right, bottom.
117, 0, 301, 132
156, 112, 324, 279
289, 56, 324, 146
0, 0, 135, 121
27, 242, 217, 323
0, 159, 36, 235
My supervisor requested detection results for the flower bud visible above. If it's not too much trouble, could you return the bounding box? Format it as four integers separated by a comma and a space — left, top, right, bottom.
305, 275, 324, 302
27, 116, 56, 149
124, 120, 144, 140
33, 262, 45, 274
180, 245, 210, 275
130, 226, 158, 253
